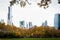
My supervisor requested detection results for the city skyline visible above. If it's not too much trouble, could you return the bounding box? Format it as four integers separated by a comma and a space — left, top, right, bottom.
0, 0, 60, 27
19, 20, 33, 28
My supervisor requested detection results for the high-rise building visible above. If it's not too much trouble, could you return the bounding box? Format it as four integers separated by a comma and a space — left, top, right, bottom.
26, 23, 29, 28
54, 14, 60, 30
42, 20, 48, 26
0, 19, 4, 23
20, 20, 25, 28
26, 22, 33, 29
45, 20, 47, 26
28, 22, 33, 28
20, 21, 33, 29
7, 5, 13, 25
42, 22, 45, 26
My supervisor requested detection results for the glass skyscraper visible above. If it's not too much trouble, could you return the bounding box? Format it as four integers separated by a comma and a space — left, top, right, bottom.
54, 14, 60, 30
42, 20, 48, 26
20, 20, 25, 28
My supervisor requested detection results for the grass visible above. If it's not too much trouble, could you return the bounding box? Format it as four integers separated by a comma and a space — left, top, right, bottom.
0, 38, 60, 40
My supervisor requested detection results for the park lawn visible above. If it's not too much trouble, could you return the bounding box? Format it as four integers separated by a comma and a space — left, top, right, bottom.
0, 38, 60, 40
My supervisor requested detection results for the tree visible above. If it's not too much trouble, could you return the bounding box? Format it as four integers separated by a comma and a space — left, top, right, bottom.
10, 0, 31, 7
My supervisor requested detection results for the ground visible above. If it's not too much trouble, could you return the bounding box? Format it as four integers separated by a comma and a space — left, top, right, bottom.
0, 38, 60, 40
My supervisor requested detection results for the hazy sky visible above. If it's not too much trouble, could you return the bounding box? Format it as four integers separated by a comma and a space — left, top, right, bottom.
0, 0, 60, 27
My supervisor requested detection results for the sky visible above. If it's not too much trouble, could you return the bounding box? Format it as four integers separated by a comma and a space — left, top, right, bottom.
0, 0, 60, 27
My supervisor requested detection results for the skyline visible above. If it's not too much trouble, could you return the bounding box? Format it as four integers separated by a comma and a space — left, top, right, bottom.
0, 0, 60, 27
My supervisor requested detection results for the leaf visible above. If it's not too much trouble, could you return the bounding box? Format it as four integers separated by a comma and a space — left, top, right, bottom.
20, 1, 26, 7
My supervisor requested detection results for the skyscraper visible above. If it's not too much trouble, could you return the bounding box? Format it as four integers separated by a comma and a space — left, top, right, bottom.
0, 19, 4, 23
28, 22, 33, 28
54, 14, 60, 30
26, 22, 33, 29
45, 20, 48, 26
7, 5, 13, 25
20, 20, 25, 28
42, 20, 48, 26
26, 23, 29, 28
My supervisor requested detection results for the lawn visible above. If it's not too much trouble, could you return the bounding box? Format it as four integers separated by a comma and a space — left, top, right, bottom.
0, 38, 60, 40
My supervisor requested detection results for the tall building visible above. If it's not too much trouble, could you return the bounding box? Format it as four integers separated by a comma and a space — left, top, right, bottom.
20, 20, 25, 28
54, 14, 60, 30
45, 20, 47, 26
7, 5, 13, 25
26, 23, 29, 28
26, 22, 33, 29
42, 20, 48, 26
28, 22, 33, 28
42, 22, 45, 26
0, 19, 4, 23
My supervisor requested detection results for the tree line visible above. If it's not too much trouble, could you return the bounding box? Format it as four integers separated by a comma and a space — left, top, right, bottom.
0, 22, 60, 38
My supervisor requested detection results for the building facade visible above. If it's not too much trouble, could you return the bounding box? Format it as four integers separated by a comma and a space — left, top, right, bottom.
7, 5, 13, 25
0, 19, 4, 23
42, 20, 48, 26
54, 14, 60, 30
20, 20, 25, 28
28, 22, 33, 28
